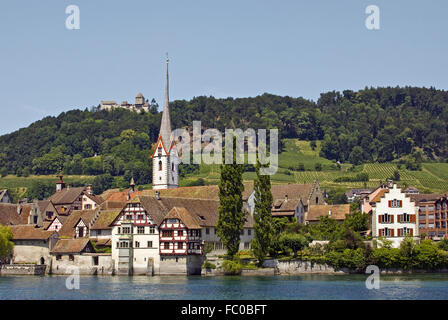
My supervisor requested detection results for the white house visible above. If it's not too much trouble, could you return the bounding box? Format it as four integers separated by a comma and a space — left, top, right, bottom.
370, 184, 419, 248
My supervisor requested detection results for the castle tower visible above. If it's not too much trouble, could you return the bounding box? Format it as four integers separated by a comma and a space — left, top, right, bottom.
151, 55, 179, 190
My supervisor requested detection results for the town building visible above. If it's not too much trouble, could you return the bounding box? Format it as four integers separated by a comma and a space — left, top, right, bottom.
246, 180, 325, 223
306, 204, 351, 224
110, 195, 255, 275
151, 57, 179, 190
158, 207, 204, 275
50, 238, 113, 275
345, 189, 373, 202
411, 194, 448, 240
404, 186, 420, 195
0, 203, 33, 226
100, 93, 151, 113
9, 225, 58, 265
370, 184, 419, 248
57, 209, 99, 238
48, 176, 103, 215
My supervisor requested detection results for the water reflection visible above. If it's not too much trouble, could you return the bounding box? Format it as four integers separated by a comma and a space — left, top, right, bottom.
1, 274, 448, 300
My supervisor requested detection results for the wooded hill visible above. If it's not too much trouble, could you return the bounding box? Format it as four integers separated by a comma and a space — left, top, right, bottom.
1, 86, 448, 186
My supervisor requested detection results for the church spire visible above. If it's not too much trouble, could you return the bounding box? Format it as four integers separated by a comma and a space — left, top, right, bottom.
159, 53, 172, 149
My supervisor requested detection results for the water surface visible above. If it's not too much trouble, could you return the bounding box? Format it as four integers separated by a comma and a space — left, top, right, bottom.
1, 274, 448, 300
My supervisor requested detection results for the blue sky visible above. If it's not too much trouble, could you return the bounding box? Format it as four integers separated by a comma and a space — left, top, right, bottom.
0, 0, 447, 135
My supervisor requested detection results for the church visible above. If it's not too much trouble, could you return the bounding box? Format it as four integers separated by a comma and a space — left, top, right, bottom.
150, 56, 180, 190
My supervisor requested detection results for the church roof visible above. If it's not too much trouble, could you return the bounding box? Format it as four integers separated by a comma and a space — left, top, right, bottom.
158, 58, 172, 149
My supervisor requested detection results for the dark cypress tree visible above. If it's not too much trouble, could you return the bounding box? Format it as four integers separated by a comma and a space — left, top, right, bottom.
251, 159, 274, 266
217, 138, 245, 258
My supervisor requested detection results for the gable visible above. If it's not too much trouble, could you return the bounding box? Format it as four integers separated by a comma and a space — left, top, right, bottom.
112, 202, 156, 226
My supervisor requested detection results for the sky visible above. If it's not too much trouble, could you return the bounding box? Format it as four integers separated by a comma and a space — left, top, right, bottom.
0, 0, 447, 135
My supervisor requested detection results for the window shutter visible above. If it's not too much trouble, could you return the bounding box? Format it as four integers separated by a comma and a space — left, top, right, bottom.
410, 214, 416, 223
388, 200, 392, 207
399, 200, 403, 207
391, 215, 394, 223
410, 228, 414, 236
390, 229, 394, 237
378, 229, 382, 236
378, 215, 382, 223
397, 229, 401, 237
397, 215, 401, 223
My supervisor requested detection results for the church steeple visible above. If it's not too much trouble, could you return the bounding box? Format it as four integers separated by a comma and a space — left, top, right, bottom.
159, 54, 172, 149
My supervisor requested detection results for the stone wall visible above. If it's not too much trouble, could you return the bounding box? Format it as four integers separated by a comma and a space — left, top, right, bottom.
263, 259, 349, 275
158, 255, 204, 275
0, 264, 47, 275
50, 253, 114, 275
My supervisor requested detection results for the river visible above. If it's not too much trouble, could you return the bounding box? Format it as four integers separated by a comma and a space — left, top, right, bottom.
1, 274, 448, 300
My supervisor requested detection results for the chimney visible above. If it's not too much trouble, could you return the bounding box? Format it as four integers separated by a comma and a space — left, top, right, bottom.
328, 209, 332, 217
285, 194, 288, 202
86, 184, 93, 195
126, 192, 130, 201
155, 191, 161, 200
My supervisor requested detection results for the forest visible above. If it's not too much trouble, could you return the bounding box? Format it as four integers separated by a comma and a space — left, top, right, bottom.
0, 86, 447, 187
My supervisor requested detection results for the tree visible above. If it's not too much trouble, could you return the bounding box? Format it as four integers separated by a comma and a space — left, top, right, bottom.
279, 233, 309, 257
344, 211, 369, 232
348, 146, 364, 165
217, 139, 245, 258
251, 159, 274, 266
315, 163, 322, 171
92, 173, 114, 195
27, 181, 54, 200
0, 225, 14, 263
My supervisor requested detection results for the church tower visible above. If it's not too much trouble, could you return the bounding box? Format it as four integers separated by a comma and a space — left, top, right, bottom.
151, 55, 179, 190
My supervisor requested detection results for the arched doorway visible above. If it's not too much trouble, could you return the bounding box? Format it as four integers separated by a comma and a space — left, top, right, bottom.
40, 257, 45, 265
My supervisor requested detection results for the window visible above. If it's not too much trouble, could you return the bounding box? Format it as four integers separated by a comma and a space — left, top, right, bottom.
428, 214, 435, 220
137, 226, 145, 234
97, 230, 102, 236
159, 161, 162, 171
244, 242, 250, 249
149, 226, 155, 234
118, 227, 121, 234
419, 214, 426, 220
401, 213, 410, 223
172, 163, 174, 171
164, 242, 170, 250
69, 255, 74, 261
178, 242, 183, 249
428, 223, 435, 229
135, 241, 140, 248
122, 227, 131, 234
380, 214, 391, 223
116, 242, 119, 248
147, 241, 153, 248
138, 214, 144, 220
56, 255, 61, 261
402, 227, 411, 236
92, 256, 98, 266
240, 229, 245, 236
248, 229, 252, 236
214, 228, 217, 235
178, 230, 183, 237
206, 228, 210, 235
419, 206, 427, 212
162, 230, 173, 237
158, 147, 162, 157
389, 199, 402, 208
85, 204, 91, 210
419, 223, 426, 228
33, 216, 38, 224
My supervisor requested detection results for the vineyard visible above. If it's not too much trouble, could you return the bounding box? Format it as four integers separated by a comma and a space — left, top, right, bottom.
2, 139, 448, 196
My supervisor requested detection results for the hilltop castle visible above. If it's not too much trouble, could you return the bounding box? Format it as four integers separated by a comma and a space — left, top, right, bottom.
100, 92, 150, 112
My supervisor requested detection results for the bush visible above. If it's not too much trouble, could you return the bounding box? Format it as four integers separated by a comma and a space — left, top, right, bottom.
202, 261, 216, 269
221, 259, 243, 275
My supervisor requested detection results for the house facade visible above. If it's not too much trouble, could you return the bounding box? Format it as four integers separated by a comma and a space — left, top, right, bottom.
411, 194, 448, 240
370, 184, 419, 248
